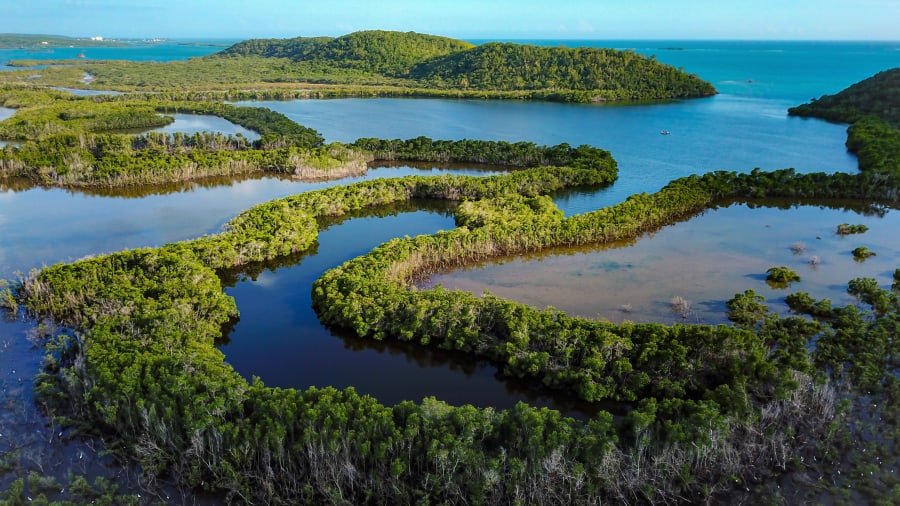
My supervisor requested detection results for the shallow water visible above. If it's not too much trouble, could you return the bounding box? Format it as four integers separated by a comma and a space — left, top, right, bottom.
110, 112, 262, 140
50, 86, 123, 96
424, 201, 899, 325
237, 95, 858, 213
0, 164, 508, 280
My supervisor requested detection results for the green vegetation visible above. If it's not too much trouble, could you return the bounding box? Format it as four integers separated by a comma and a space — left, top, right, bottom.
789, 68, 900, 125
0, 68, 897, 504
852, 246, 876, 260
789, 68, 900, 176
1, 133, 369, 187
725, 289, 768, 327
1, 30, 715, 103
409, 42, 716, 99
0, 89, 322, 146
765, 266, 801, 285
12, 144, 899, 502
837, 222, 869, 235
222, 30, 474, 76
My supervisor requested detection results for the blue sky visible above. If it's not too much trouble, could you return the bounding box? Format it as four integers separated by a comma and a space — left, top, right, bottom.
1, 0, 898, 40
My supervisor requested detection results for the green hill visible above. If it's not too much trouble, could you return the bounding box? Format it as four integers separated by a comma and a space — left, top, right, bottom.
789, 68, 900, 125
789, 69, 900, 175
409, 42, 715, 97
219, 30, 473, 76
215, 31, 713, 100
218, 36, 334, 59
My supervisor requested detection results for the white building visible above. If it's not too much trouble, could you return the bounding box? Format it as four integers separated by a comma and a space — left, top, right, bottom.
90, 36, 104, 41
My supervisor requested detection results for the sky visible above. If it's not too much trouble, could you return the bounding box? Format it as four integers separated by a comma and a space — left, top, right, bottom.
1, 0, 898, 40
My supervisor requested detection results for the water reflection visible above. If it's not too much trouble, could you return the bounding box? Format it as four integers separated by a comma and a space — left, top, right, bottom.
218, 202, 603, 418
0, 164, 511, 280
235, 95, 858, 215
424, 199, 899, 325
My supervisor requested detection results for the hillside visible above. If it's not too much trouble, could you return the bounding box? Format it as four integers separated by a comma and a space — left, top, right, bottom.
409, 42, 716, 97
789, 68, 900, 125
217, 36, 334, 59
214, 31, 714, 100
789, 69, 900, 175
219, 30, 474, 76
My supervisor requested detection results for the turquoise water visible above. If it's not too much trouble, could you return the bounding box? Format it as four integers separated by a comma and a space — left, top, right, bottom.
471, 40, 900, 101
0, 39, 236, 68
4, 39, 897, 102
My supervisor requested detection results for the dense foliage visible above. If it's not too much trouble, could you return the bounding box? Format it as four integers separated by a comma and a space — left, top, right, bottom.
221, 31, 474, 77
1, 132, 367, 187
409, 42, 716, 99
765, 266, 801, 284
0, 90, 322, 147
789, 68, 900, 125
15, 133, 899, 502
789, 68, 900, 177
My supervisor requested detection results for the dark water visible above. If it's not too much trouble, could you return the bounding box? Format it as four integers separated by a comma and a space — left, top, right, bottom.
237, 95, 858, 213
218, 203, 599, 416
425, 201, 899, 325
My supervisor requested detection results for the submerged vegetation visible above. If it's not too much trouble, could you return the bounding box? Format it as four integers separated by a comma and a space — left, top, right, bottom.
852, 246, 876, 260
765, 266, 801, 285
837, 222, 869, 235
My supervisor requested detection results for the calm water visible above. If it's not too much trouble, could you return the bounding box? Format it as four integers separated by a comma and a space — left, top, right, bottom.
145, 113, 260, 139
0, 38, 896, 501
0, 40, 235, 68
238, 95, 858, 213
219, 205, 598, 415
425, 201, 900, 325
0, 165, 507, 280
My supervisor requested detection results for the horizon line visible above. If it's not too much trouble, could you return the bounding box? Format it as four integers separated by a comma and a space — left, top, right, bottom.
1, 32, 899, 44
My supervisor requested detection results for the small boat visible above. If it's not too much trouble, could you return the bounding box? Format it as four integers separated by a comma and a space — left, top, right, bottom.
77, 52, 86, 58
660, 130, 671, 136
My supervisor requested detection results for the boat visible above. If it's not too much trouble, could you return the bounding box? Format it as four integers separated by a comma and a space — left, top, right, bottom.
77, 52, 86, 58
660, 130, 671, 136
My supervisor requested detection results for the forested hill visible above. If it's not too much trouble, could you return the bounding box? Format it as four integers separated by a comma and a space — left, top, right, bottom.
217, 31, 715, 100
789, 68, 900, 125
409, 42, 715, 96
789, 69, 900, 176
219, 31, 474, 76
218, 36, 334, 59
